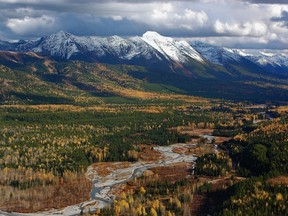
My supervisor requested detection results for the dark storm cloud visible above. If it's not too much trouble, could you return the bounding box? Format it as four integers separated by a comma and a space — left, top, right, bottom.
54, 13, 213, 38
0, 0, 288, 49
0, 0, 211, 38
55, 14, 150, 37
271, 10, 288, 21
271, 10, 288, 28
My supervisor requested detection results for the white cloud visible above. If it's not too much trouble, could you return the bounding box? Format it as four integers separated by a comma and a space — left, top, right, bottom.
181, 9, 208, 26
111, 15, 123, 21
214, 20, 267, 37
267, 4, 288, 17
6, 15, 55, 35
269, 22, 288, 44
127, 3, 209, 30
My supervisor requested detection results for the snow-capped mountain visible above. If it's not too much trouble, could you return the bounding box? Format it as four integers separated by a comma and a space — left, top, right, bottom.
244, 50, 288, 68
0, 40, 15, 51
0, 31, 205, 64
191, 41, 288, 76
28, 31, 171, 64
191, 41, 288, 68
191, 41, 245, 65
142, 31, 203, 63
0, 31, 287, 75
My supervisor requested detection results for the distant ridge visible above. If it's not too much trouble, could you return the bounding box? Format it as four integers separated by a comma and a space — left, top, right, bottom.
0, 31, 287, 76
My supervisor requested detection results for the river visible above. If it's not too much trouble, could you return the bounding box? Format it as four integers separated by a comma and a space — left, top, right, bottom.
0, 143, 198, 216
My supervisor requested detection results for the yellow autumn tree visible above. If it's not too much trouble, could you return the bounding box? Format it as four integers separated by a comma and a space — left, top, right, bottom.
152, 199, 160, 209
167, 211, 173, 216
150, 207, 158, 216
139, 186, 146, 194
276, 193, 283, 201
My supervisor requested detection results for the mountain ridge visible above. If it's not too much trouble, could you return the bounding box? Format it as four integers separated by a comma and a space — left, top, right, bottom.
1, 31, 287, 74
0, 31, 288, 104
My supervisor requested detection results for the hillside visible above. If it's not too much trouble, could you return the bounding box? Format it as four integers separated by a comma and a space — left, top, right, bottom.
0, 52, 182, 104
0, 31, 288, 103
0, 50, 288, 104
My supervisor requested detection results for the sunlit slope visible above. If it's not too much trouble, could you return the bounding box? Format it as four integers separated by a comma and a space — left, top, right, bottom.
0, 52, 205, 105
0, 51, 288, 104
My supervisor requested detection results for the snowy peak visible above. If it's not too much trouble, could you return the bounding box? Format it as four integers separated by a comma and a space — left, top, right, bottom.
44, 31, 76, 45
191, 41, 244, 65
243, 50, 288, 67
142, 31, 175, 60
53, 30, 73, 38
191, 41, 288, 69
31, 31, 80, 59
142, 31, 174, 43
142, 31, 204, 63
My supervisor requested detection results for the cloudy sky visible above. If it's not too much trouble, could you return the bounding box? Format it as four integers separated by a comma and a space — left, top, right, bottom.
0, 0, 288, 49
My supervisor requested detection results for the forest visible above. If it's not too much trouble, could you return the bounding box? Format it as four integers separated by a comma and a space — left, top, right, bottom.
95, 104, 288, 216
0, 94, 287, 215
0, 100, 234, 212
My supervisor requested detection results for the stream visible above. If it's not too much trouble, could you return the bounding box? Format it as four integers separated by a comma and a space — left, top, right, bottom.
85, 144, 197, 214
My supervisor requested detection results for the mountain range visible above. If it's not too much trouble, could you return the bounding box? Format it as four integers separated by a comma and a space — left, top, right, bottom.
0, 31, 288, 103
1, 31, 288, 73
